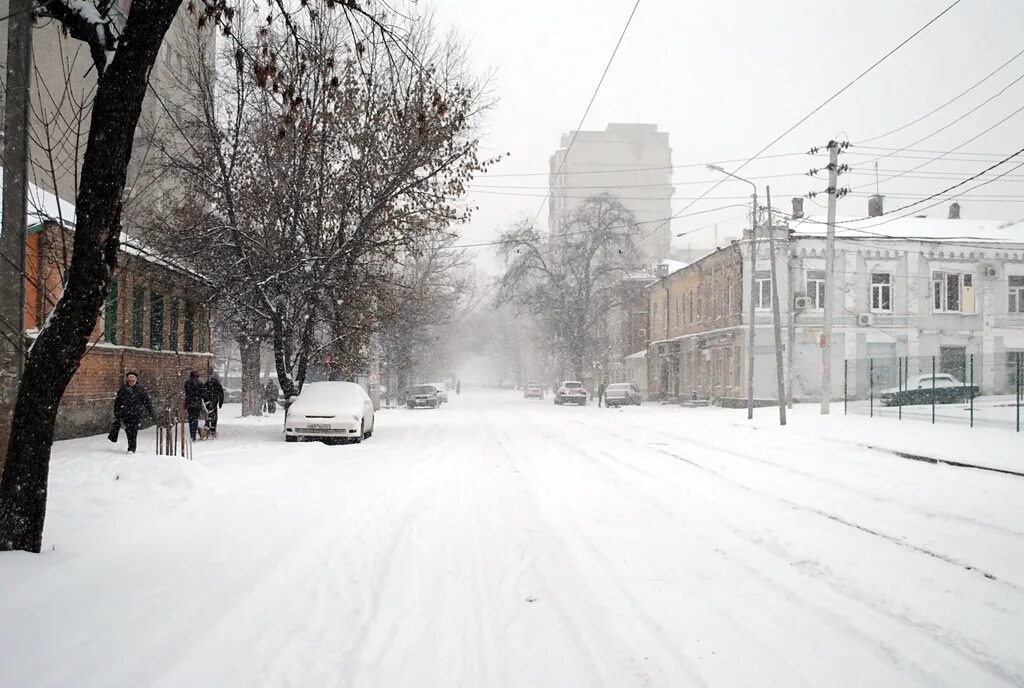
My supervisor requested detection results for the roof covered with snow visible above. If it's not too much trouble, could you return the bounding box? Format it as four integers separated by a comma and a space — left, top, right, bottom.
790, 214, 1024, 244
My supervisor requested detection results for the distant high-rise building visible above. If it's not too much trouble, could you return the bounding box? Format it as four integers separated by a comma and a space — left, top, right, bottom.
548, 123, 673, 262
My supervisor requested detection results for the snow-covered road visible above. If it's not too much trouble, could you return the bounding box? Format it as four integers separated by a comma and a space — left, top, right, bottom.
2, 389, 1023, 687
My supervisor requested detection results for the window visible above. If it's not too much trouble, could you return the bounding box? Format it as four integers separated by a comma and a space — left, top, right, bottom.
103, 281, 118, 344
697, 288, 703, 321
688, 291, 694, 323
932, 271, 962, 312
871, 273, 892, 311
755, 271, 772, 309
806, 270, 826, 309
149, 292, 164, 350
168, 300, 179, 351
132, 286, 145, 348
727, 278, 733, 314
1009, 276, 1024, 313
183, 301, 195, 352
198, 306, 207, 352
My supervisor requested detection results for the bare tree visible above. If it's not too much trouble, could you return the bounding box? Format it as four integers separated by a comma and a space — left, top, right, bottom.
0, 0, 403, 553
496, 195, 643, 381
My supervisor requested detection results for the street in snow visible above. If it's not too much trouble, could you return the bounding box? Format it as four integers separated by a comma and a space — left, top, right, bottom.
1, 389, 1022, 688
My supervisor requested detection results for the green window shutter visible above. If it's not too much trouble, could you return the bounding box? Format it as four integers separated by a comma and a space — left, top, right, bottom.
132, 286, 146, 348
168, 300, 179, 351
104, 281, 119, 344
183, 301, 195, 352
198, 305, 207, 352
149, 292, 164, 350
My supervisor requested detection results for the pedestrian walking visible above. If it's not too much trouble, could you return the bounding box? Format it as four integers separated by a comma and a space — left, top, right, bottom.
203, 373, 225, 438
184, 371, 205, 441
598, 381, 607, 408
108, 371, 156, 453
456, 380, 461, 395
264, 378, 279, 414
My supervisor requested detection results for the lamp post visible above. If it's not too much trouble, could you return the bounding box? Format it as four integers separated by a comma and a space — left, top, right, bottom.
707, 164, 758, 419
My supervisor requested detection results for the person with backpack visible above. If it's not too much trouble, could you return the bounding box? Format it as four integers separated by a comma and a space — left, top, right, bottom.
203, 373, 225, 438
109, 371, 156, 454
263, 378, 279, 414
184, 371, 205, 442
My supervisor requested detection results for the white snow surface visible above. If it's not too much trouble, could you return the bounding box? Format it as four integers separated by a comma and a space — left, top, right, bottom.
1, 390, 1023, 687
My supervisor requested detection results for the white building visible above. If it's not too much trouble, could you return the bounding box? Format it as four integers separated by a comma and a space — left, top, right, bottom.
548, 123, 673, 262
742, 200, 1024, 402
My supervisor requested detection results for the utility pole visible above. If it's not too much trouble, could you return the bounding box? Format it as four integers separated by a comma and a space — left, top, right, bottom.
787, 233, 795, 410
746, 189, 758, 419
820, 140, 840, 414
765, 187, 786, 425
0, 0, 33, 472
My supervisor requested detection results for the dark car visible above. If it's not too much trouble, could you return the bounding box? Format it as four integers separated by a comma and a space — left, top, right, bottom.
604, 382, 641, 407
554, 381, 588, 406
407, 384, 442, 409
879, 373, 979, 406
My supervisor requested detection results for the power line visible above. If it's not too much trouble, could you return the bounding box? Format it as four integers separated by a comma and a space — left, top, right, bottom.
532, 0, 641, 231
857, 47, 1024, 144
447, 202, 752, 250
661, 0, 966, 233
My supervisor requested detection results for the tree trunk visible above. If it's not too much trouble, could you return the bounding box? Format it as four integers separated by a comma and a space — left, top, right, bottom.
239, 336, 262, 417
0, 3, 183, 553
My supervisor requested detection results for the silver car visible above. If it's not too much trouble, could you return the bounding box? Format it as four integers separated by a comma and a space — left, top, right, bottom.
604, 382, 641, 407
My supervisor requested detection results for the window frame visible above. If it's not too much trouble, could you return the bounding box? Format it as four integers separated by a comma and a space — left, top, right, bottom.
870, 272, 892, 312
755, 272, 772, 310
806, 270, 825, 310
103, 280, 119, 344
932, 271, 963, 313
1008, 275, 1024, 314
131, 286, 146, 348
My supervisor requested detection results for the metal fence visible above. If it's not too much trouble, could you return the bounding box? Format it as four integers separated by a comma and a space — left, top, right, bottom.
842, 352, 1024, 431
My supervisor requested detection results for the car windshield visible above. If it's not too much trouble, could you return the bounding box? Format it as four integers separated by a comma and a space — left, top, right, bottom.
410, 385, 436, 394
563, 381, 583, 388
607, 383, 629, 390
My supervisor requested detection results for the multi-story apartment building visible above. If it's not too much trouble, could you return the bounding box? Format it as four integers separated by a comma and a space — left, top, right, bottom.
0, 1, 214, 224
643, 199, 1024, 403
549, 123, 673, 262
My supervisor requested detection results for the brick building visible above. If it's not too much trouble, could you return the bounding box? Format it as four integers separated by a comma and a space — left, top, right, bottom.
25, 214, 213, 440
647, 247, 744, 401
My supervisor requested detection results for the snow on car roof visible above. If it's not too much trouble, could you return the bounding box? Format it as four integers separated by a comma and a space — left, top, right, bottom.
297, 381, 366, 402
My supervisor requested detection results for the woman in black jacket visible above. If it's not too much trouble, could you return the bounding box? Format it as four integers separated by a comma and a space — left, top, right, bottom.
184, 371, 205, 441
203, 374, 225, 437
109, 371, 156, 453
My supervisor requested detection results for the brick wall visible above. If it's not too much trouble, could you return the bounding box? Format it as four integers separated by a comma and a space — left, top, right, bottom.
52, 345, 213, 440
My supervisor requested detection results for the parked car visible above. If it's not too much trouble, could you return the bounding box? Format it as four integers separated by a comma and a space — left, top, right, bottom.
554, 380, 588, 405
879, 373, 979, 406
604, 382, 641, 407
524, 382, 545, 399
284, 381, 375, 443
427, 382, 449, 403
407, 384, 442, 409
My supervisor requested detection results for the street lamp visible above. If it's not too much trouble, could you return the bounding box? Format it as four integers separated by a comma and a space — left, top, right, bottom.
707, 164, 758, 420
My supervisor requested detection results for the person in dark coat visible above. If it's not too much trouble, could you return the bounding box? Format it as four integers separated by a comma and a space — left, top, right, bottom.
203, 373, 225, 437
109, 371, 156, 453
184, 371, 205, 441
597, 381, 607, 408
263, 378, 278, 414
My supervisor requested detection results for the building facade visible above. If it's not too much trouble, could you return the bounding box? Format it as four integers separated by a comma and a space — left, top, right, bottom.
26, 217, 213, 439
549, 123, 673, 262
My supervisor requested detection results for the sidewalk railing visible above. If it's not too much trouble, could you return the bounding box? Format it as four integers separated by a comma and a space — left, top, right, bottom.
842, 353, 1023, 431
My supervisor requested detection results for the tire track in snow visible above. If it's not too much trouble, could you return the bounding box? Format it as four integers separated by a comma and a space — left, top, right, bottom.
536, 417, 1024, 687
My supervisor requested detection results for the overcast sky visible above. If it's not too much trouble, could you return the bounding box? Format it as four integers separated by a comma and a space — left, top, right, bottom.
420, 0, 1024, 268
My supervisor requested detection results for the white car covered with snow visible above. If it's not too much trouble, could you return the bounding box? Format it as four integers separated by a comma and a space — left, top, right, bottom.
284, 381, 375, 443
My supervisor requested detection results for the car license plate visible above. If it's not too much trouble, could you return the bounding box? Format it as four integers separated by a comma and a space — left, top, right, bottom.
308, 423, 330, 429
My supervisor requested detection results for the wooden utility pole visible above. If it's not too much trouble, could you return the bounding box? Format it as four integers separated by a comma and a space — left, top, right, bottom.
820, 141, 840, 414
765, 187, 786, 425
0, 0, 34, 474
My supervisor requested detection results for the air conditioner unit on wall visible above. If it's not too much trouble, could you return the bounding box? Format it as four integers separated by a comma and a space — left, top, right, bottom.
793, 295, 811, 310
983, 265, 998, 279
857, 313, 873, 327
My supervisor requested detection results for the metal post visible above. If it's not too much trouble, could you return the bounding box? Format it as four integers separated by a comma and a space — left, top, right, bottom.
765, 187, 786, 425
898, 355, 903, 421
787, 238, 795, 409
843, 359, 848, 415
932, 356, 937, 425
0, 0, 33, 475
969, 353, 974, 428
747, 189, 758, 419
820, 141, 840, 415
1017, 352, 1021, 433
869, 358, 874, 418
